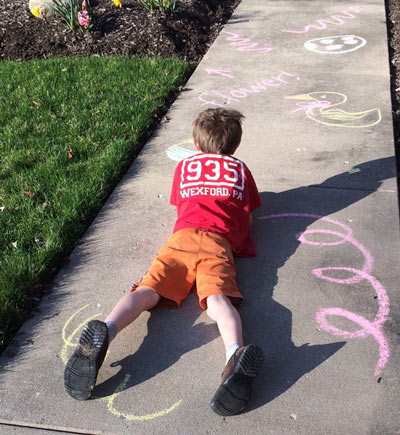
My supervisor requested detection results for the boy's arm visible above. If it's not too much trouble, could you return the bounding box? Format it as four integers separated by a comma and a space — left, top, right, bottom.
246, 169, 262, 213
170, 161, 183, 206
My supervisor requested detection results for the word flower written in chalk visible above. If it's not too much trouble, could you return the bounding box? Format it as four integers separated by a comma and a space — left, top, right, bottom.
199, 71, 300, 107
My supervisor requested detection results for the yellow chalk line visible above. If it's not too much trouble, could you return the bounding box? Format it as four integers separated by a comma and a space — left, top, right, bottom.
61, 305, 182, 420
104, 373, 182, 421
166, 138, 193, 151
307, 108, 381, 128
61, 304, 102, 364
299, 91, 381, 128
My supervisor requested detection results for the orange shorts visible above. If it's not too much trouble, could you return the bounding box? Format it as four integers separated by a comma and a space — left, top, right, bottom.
130, 228, 243, 309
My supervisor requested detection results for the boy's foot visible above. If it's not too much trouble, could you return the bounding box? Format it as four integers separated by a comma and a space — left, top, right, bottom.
64, 320, 108, 400
210, 344, 264, 416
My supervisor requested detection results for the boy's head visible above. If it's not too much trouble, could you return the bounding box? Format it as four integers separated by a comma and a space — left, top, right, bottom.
193, 108, 244, 155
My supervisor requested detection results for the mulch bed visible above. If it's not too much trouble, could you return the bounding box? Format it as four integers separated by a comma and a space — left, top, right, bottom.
0, 0, 239, 66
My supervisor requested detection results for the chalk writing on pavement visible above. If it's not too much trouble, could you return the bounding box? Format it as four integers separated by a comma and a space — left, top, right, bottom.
259, 214, 390, 376
166, 139, 198, 162
221, 31, 273, 53
282, 6, 362, 34
61, 305, 182, 420
304, 35, 367, 54
199, 71, 300, 107
286, 91, 382, 128
205, 68, 235, 78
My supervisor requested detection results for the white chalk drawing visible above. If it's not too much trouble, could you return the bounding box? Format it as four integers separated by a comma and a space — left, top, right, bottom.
166, 139, 199, 162
304, 35, 367, 54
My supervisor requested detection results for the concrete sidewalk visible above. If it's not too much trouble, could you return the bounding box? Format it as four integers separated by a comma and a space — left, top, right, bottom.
1, 1, 399, 434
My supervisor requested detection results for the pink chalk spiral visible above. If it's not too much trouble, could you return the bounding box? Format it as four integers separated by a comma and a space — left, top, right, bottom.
259, 213, 390, 376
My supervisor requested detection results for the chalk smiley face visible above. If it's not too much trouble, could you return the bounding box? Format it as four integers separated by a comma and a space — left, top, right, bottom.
304, 35, 367, 54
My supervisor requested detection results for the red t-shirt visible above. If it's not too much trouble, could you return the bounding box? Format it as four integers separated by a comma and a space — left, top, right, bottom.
170, 153, 262, 257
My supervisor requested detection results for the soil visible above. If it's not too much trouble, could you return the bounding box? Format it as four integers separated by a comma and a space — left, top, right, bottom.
0, 0, 239, 67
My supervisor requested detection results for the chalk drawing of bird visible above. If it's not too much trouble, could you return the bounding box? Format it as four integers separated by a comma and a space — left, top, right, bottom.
286, 91, 382, 128
166, 139, 199, 162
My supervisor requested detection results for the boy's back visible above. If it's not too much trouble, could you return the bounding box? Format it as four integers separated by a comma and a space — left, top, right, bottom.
171, 152, 261, 257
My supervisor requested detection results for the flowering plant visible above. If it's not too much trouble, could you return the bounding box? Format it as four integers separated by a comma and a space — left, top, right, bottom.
78, 0, 92, 29
78, 10, 91, 29
31, 8, 41, 17
46, 0, 92, 30
137, 0, 175, 14
45, 0, 80, 29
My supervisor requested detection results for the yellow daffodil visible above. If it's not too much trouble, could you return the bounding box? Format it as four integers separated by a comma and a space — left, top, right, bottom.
31, 8, 41, 17
113, 0, 122, 7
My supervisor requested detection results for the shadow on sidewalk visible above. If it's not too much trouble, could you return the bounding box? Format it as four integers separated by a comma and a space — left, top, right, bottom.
243, 156, 396, 410
93, 295, 218, 399
94, 156, 395, 411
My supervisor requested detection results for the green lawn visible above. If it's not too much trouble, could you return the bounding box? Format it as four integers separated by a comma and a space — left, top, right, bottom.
0, 56, 188, 349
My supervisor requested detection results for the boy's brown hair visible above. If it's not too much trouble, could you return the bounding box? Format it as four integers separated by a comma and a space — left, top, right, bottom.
193, 108, 244, 155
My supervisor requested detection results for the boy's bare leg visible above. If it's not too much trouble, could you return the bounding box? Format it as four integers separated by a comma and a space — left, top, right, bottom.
105, 286, 161, 339
207, 294, 264, 416
206, 294, 243, 356
64, 286, 160, 400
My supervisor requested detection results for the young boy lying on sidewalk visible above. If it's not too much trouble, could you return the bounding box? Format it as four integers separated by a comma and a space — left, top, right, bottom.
64, 108, 264, 416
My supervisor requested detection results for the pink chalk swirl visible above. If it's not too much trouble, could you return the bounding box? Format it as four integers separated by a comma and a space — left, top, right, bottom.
292, 100, 332, 115
259, 213, 390, 376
